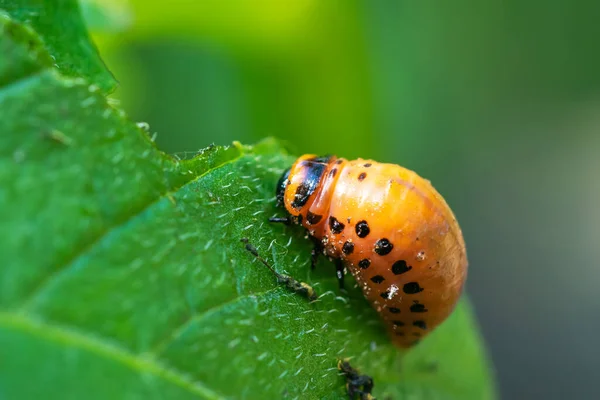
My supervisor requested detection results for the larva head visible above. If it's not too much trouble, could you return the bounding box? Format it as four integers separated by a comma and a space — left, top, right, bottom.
275, 154, 335, 219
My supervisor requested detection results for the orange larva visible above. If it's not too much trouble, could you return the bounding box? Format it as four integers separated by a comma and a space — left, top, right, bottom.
271, 154, 468, 348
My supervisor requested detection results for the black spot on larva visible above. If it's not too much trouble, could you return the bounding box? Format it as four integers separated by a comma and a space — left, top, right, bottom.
358, 172, 367, 181
355, 220, 370, 238
380, 291, 390, 299
403, 282, 424, 294
329, 216, 345, 234
370, 275, 385, 284
393, 321, 405, 327
292, 183, 311, 209
374, 239, 393, 255
413, 320, 427, 330
388, 307, 401, 314
306, 211, 323, 225
364, 163, 372, 167
329, 168, 338, 178
336, 159, 343, 165
395, 331, 405, 336
392, 260, 412, 275
410, 302, 428, 313
342, 241, 354, 255
358, 259, 371, 269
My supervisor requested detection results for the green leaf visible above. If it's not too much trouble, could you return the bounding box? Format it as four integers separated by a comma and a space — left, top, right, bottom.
0, 0, 116, 92
0, 13, 496, 400
80, 0, 132, 33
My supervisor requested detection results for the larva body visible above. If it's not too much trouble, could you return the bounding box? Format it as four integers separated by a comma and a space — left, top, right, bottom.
275, 154, 468, 347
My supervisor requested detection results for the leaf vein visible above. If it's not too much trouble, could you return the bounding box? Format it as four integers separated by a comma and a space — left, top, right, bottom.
0, 311, 225, 399
150, 287, 279, 356
18, 153, 244, 310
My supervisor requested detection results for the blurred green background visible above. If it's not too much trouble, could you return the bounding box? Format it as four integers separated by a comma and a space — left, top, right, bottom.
87, 1, 600, 399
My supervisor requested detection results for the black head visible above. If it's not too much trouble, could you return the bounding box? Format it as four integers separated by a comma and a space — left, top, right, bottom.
275, 167, 291, 206
275, 155, 334, 210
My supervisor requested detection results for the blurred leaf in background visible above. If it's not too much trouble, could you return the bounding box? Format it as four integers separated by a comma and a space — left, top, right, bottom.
91, 0, 377, 158
80, 0, 132, 33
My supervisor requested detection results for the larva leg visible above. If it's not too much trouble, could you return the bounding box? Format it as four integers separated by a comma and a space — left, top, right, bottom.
310, 236, 323, 270
335, 259, 346, 291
